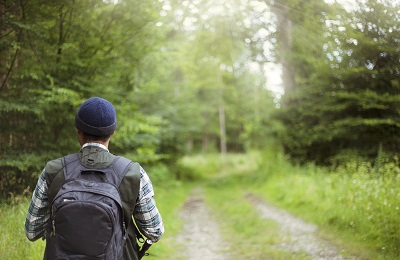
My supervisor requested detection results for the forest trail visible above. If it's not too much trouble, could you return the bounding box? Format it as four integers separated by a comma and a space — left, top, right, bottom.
174, 187, 356, 259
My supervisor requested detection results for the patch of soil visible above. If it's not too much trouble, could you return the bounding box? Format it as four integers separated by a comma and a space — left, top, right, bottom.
246, 193, 356, 259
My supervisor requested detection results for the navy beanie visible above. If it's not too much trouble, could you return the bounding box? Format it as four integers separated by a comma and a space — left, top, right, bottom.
75, 97, 117, 136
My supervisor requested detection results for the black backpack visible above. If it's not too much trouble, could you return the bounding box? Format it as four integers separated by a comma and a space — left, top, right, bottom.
45, 153, 134, 260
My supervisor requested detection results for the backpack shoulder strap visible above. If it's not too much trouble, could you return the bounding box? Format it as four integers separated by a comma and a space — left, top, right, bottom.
62, 153, 81, 179
116, 158, 143, 241
110, 156, 135, 187
46, 153, 80, 204
116, 157, 141, 213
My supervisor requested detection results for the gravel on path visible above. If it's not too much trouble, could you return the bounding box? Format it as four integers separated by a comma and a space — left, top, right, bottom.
173, 188, 357, 260
175, 187, 231, 260
246, 193, 357, 260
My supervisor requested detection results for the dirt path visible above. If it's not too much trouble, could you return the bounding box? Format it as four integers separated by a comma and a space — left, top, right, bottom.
246, 193, 352, 260
175, 187, 231, 260
174, 187, 354, 259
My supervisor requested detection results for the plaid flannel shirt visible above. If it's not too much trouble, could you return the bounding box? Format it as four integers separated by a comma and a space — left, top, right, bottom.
25, 144, 164, 243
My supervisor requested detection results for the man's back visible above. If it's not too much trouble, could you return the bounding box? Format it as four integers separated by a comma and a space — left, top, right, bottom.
44, 147, 141, 260
25, 97, 164, 260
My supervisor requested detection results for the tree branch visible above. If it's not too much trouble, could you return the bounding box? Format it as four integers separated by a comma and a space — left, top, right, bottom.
1, 0, 26, 91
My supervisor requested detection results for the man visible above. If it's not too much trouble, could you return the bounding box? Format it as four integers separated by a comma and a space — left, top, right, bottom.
25, 97, 164, 259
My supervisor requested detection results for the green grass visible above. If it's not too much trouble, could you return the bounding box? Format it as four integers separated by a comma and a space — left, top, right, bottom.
204, 182, 310, 259
3, 149, 400, 259
178, 150, 400, 259
176, 151, 262, 180
0, 164, 192, 260
0, 201, 45, 260
179, 151, 312, 258
254, 152, 400, 259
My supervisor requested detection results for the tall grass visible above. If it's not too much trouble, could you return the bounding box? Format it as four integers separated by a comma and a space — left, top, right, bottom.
0, 163, 191, 260
255, 149, 400, 259
0, 201, 45, 259
177, 151, 262, 181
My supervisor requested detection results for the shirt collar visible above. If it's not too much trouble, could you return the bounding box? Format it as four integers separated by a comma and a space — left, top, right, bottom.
81, 142, 109, 152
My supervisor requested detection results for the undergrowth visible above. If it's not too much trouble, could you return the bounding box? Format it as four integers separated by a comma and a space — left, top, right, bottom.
255, 149, 400, 259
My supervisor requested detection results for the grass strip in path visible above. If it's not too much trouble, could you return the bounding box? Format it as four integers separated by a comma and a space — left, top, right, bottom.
204, 182, 308, 259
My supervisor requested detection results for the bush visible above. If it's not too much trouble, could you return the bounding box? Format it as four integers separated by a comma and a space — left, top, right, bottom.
0, 152, 58, 202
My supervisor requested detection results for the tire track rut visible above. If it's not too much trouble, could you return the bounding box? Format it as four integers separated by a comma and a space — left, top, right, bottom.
175, 187, 230, 260
246, 193, 356, 260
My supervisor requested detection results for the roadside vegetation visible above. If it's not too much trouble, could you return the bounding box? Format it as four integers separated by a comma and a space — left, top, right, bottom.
1, 147, 400, 259
255, 148, 400, 259
174, 147, 400, 259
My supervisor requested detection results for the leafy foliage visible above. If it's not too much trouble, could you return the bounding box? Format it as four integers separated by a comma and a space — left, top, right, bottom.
1, 0, 276, 199
3, 0, 399, 200
0, 0, 164, 199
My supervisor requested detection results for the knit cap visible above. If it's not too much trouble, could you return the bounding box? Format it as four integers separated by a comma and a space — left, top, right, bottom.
75, 97, 117, 136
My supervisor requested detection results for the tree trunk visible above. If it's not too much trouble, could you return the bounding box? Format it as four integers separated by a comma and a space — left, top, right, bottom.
202, 133, 210, 153
186, 138, 193, 153
271, 2, 295, 98
219, 105, 227, 155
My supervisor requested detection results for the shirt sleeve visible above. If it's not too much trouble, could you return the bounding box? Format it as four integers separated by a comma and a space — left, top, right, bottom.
133, 166, 165, 242
25, 169, 50, 241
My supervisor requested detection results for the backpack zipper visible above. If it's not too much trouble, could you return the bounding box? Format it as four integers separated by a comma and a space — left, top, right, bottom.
51, 205, 56, 237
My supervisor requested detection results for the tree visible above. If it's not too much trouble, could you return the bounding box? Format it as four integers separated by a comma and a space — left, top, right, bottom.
0, 0, 164, 198
0, 0, 281, 198
275, 0, 400, 164
128, 0, 278, 156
